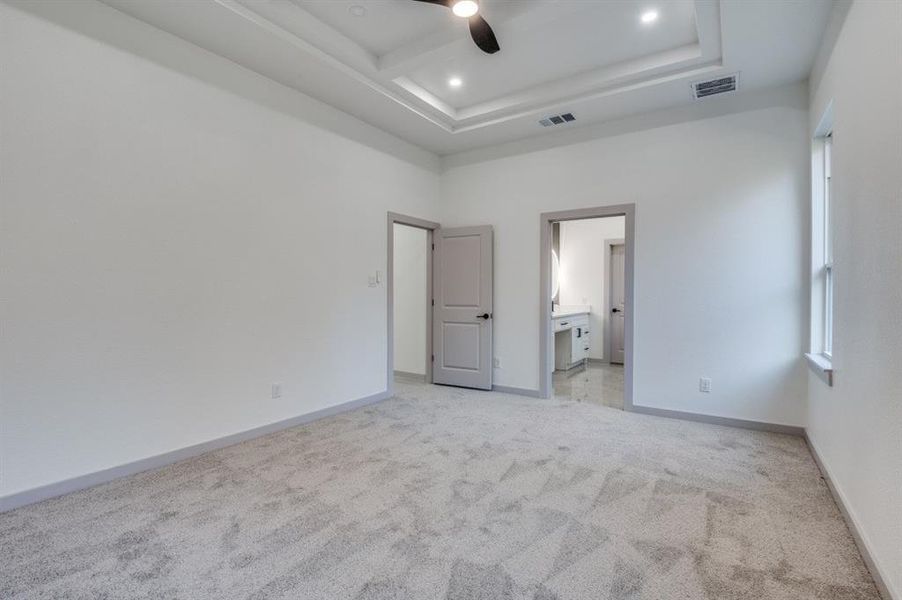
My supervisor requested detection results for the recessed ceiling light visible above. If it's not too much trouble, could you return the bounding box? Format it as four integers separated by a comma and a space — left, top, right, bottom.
640, 10, 659, 24
348, 5, 366, 17
448, 76, 463, 88
451, 0, 479, 19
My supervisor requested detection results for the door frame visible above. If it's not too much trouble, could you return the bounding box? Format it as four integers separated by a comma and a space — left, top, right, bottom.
387, 212, 440, 396
603, 238, 625, 365
539, 204, 636, 407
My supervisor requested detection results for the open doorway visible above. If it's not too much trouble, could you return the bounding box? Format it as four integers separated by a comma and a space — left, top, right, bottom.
540, 205, 635, 409
393, 222, 429, 382
387, 213, 439, 394
551, 216, 625, 409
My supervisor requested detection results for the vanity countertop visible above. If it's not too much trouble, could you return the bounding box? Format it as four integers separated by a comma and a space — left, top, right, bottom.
552, 305, 591, 319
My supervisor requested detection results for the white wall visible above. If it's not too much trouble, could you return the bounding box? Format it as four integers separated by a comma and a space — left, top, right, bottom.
393, 224, 428, 375
558, 217, 625, 360
0, 1, 440, 498
441, 85, 809, 426
806, 1, 902, 597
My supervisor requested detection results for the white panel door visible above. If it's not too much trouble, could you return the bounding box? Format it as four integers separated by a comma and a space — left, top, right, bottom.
610, 243, 626, 364
432, 226, 493, 390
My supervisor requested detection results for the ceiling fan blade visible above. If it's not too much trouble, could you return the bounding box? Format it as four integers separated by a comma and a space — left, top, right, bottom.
410, 0, 452, 6
468, 15, 500, 54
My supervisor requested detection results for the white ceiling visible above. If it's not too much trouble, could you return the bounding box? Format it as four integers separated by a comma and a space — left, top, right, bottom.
100, 0, 832, 156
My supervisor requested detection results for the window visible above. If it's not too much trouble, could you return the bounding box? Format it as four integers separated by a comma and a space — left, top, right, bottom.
822, 133, 833, 358
807, 123, 834, 386
807, 109, 835, 385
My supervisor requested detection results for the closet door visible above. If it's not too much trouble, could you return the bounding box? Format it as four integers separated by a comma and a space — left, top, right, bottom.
432, 226, 493, 390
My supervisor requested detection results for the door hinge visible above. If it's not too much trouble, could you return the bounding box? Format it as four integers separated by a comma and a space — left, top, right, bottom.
431, 299, 434, 306
432, 243, 435, 250
431, 354, 435, 362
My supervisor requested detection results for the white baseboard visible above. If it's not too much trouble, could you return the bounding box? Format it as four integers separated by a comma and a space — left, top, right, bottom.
805, 431, 897, 600
629, 404, 805, 436
393, 370, 426, 382
492, 384, 543, 398
0, 389, 392, 513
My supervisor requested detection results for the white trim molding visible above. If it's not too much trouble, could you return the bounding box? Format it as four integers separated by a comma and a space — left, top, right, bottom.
492, 384, 544, 398
632, 405, 804, 437
805, 352, 834, 386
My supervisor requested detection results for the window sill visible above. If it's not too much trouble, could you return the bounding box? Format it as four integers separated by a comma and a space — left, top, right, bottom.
805, 353, 834, 387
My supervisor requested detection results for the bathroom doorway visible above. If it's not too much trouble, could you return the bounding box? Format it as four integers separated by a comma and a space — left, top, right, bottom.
540, 205, 635, 410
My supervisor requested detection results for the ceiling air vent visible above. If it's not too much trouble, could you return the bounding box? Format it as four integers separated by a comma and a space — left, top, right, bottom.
539, 112, 575, 127
691, 74, 739, 99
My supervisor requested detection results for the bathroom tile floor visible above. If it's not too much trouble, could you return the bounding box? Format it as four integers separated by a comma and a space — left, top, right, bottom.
553, 362, 624, 409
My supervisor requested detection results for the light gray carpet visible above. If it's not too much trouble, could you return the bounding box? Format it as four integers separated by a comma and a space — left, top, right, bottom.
0, 380, 879, 599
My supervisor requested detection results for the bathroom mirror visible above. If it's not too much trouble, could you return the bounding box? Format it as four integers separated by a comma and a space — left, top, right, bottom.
551, 250, 560, 300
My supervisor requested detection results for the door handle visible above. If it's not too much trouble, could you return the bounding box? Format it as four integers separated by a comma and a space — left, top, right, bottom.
477, 313, 492, 320
612, 307, 622, 313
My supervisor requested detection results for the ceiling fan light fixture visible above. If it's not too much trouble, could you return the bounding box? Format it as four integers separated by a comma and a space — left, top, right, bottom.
451, 0, 479, 18
410, 0, 497, 54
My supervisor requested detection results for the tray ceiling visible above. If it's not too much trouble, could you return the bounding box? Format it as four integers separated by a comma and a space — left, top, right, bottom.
99, 0, 831, 155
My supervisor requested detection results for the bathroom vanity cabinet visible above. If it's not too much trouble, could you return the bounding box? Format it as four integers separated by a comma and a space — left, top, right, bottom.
553, 308, 590, 371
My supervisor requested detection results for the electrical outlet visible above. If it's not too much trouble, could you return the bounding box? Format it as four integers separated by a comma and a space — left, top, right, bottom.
699, 377, 712, 393
493, 357, 501, 368
271, 383, 282, 399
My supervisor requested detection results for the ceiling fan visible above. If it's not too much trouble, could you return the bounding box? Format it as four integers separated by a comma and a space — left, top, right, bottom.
411, 0, 500, 54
